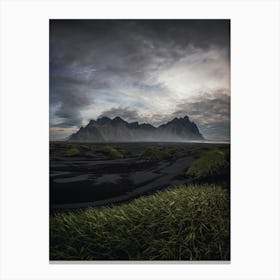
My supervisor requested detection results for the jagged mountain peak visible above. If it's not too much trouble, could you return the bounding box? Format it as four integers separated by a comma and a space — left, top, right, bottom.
96, 116, 111, 125
69, 115, 203, 142
168, 115, 190, 124
112, 116, 127, 123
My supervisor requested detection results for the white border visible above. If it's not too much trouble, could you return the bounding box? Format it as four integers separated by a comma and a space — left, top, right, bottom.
1, 0, 279, 279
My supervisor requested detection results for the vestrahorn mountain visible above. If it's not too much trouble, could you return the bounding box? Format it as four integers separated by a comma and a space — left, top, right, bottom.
68, 115, 203, 142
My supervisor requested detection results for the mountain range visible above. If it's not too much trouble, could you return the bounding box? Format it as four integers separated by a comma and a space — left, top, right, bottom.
68, 115, 203, 142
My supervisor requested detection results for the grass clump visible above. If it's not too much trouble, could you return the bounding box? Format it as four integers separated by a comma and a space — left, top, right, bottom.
101, 145, 123, 159
141, 146, 170, 160
67, 147, 80, 157
186, 148, 229, 179
66, 143, 76, 149
50, 184, 230, 260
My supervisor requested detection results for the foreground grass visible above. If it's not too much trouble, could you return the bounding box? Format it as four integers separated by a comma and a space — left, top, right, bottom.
50, 185, 230, 261
186, 148, 229, 179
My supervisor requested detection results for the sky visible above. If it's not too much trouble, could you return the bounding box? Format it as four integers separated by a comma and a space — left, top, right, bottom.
50, 20, 230, 141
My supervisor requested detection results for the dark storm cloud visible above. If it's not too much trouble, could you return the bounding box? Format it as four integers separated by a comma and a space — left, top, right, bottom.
50, 74, 91, 127
50, 19, 229, 87
50, 20, 229, 64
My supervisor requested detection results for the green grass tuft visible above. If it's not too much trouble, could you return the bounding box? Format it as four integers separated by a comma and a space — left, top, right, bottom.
67, 147, 80, 157
186, 148, 229, 179
101, 145, 123, 159
141, 146, 170, 160
50, 184, 230, 260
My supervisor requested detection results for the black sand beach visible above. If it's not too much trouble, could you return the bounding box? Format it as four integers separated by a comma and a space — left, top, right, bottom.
50, 142, 229, 212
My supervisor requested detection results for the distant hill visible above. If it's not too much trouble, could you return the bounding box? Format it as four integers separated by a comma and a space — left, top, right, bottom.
68, 115, 204, 142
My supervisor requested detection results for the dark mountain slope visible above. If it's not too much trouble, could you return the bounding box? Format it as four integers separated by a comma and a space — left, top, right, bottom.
69, 115, 203, 142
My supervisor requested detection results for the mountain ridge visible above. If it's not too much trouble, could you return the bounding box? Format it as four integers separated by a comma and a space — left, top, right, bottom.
69, 115, 204, 142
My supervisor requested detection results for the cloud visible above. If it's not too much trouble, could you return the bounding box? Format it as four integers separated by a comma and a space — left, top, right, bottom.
173, 89, 229, 122
98, 107, 140, 122
49, 20, 230, 140
49, 126, 77, 140
50, 20, 229, 90
50, 55, 115, 129
50, 73, 92, 127
172, 88, 230, 139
